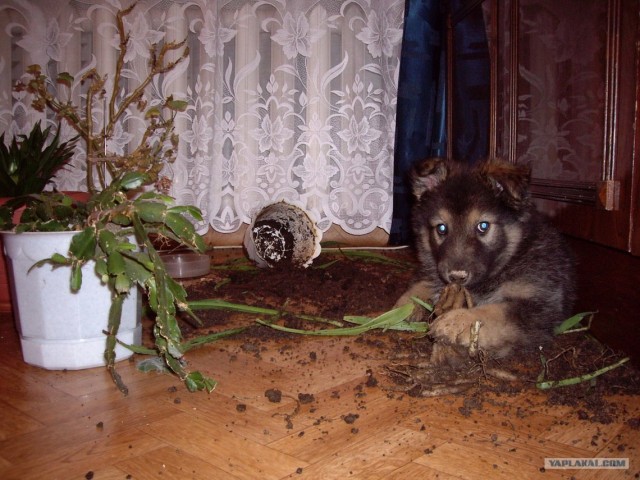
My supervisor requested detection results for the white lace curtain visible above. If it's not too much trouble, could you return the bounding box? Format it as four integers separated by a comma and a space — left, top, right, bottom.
0, 0, 405, 242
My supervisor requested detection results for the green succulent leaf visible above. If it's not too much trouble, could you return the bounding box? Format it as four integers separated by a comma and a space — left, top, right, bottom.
28, 253, 71, 273
166, 276, 188, 306
146, 278, 159, 311
123, 255, 153, 285
95, 257, 108, 281
119, 172, 148, 190
49, 252, 71, 265
98, 229, 119, 254
135, 201, 167, 223
69, 227, 97, 261
168, 204, 204, 221
137, 191, 174, 203
184, 372, 217, 393
136, 357, 169, 373
114, 272, 131, 294
164, 211, 205, 251
111, 213, 132, 226
107, 250, 126, 275
56, 72, 74, 87
166, 99, 189, 112
145, 106, 162, 118
128, 251, 155, 270
70, 261, 83, 291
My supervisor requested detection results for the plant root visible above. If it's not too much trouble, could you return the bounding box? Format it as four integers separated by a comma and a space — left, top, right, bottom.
383, 362, 478, 397
433, 283, 474, 316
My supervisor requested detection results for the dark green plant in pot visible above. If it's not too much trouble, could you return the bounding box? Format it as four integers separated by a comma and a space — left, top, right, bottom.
0, 121, 77, 196
0, 172, 216, 395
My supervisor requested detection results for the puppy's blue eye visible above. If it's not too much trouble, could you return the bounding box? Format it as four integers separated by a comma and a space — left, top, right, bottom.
477, 221, 490, 234
436, 224, 448, 235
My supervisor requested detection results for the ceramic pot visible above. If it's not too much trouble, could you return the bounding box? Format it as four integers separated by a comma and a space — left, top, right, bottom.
1, 230, 141, 370
0, 192, 90, 313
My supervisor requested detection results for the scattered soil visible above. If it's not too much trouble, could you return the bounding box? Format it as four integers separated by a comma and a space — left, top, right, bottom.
265, 388, 282, 403
180, 248, 640, 424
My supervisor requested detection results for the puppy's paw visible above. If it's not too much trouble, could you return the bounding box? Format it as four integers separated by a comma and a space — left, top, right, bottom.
430, 303, 521, 355
429, 308, 477, 346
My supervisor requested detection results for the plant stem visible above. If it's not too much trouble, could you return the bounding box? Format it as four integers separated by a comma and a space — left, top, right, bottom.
105, 291, 128, 395
536, 356, 630, 390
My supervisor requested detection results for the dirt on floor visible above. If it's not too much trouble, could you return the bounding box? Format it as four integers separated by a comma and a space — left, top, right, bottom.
178, 247, 640, 426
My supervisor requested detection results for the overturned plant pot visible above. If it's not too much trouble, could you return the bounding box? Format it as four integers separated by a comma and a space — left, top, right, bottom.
244, 201, 322, 268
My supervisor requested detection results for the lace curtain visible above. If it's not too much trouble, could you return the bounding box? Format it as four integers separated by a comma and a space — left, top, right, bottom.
0, 0, 405, 242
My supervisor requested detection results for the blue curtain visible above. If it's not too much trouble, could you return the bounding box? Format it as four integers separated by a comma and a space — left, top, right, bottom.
390, 0, 447, 245
449, 2, 491, 165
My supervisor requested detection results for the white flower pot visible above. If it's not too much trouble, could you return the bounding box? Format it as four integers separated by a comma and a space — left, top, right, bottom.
1, 231, 141, 370
244, 201, 322, 268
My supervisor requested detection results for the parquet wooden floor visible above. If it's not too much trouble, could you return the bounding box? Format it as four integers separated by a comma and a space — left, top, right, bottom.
0, 308, 638, 479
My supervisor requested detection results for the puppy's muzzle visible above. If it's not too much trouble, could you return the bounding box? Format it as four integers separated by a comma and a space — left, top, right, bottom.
447, 270, 469, 284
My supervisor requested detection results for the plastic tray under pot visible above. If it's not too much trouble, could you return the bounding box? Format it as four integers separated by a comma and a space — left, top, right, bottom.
161, 253, 210, 278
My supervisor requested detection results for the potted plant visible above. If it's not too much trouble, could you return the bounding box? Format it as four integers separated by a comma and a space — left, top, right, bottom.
0, 3, 216, 394
1, 173, 214, 394
0, 121, 78, 312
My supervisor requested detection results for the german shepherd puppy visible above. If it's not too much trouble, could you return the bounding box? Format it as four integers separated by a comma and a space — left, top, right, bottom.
396, 158, 575, 365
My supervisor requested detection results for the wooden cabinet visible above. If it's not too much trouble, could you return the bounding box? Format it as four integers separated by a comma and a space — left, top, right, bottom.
448, 0, 640, 360
449, 0, 640, 254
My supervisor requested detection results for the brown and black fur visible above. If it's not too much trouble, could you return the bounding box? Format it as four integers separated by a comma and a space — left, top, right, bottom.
396, 158, 575, 365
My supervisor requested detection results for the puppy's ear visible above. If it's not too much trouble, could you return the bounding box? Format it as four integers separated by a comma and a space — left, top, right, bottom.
410, 157, 449, 199
479, 160, 531, 209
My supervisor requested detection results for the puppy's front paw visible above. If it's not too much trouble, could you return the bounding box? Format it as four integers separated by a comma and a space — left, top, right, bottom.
429, 308, 478, 346
430, 304, 520, 356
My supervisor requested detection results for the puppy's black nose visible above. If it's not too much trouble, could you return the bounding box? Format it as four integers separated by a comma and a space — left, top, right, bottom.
448, 270, 469, 284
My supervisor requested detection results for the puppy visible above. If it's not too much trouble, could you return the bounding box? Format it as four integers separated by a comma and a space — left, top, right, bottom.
396, 158, 575, 365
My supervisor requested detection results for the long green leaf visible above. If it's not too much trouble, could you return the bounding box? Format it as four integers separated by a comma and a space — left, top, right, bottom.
257, 303, 422, 336
189, 298, 281, 316
343, 314, 428, 332
554, 311, 596, 335
411, 296, 434, 312
181, 327, 248, 352
188, 298, 344, 327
